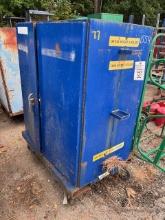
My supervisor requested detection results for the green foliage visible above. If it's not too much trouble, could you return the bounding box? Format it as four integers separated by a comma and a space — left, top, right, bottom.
70, 0, 94, 16
0, 0, 42, 17
0, 0, 42, 26
102, 0, 163, 25
41, 0, 74, 20
0, 0, 165, 26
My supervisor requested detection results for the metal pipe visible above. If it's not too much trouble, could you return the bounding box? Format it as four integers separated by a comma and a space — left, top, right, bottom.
98, 171, 110, 180
142, 14, 145, 25
128, 15, 134, 23
156, 13, 160, 29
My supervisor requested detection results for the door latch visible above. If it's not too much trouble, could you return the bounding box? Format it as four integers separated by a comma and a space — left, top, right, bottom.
111, 109, 130, 120
28, 93, 35, 111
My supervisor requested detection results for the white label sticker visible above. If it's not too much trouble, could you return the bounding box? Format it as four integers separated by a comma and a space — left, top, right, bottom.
17, 27, 28, 35
18, 44, 28, 53
134, 61, 145, 80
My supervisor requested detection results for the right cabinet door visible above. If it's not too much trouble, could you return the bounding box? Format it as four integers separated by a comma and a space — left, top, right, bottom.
79, 20, 153, 187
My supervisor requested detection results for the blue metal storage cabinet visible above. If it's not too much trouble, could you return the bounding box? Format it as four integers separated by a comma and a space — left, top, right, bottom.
17, 20, 153, 194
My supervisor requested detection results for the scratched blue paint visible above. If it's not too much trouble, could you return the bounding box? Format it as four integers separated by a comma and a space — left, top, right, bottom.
16, 23, 41, 152
0, 28, 23, 116
17, 20, 154, 192
36, 21, 87, 187
79, 20, 153, 186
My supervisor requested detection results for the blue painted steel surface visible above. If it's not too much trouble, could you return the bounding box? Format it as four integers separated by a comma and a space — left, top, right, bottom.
0, 28, 23, 116
16, 23, 41, 152
36, 21, 87, 187
17, 20, 154, 192
79, 20, 153, 186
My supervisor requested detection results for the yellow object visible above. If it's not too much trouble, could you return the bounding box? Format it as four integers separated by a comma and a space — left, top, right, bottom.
93, 142, 125, 162
109, 36, 140, 47
109, 60, 134, 70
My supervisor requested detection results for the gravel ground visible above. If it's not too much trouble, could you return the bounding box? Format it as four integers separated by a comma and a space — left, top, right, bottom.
0, 84, 165, 220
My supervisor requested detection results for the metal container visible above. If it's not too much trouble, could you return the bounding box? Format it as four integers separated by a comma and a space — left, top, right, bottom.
17, 20, 153, 194
88, 13, 123, 22
0, 28, 23, 116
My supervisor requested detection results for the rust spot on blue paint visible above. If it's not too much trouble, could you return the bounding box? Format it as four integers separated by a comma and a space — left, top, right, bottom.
80, 161, 87, 179
0, 27, 23, 115
81, 162, 87, 168
0, 28, 17, 52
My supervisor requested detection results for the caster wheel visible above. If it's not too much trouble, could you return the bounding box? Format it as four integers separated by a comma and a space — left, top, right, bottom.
118, 168, 130, 181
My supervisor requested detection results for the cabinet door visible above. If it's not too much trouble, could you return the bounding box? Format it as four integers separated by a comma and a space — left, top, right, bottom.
17, 23, 41, 152
80, 20, 153, 187
36, 21, 87, 187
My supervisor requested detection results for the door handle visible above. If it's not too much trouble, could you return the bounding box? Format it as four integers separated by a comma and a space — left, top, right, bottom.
118, 48, 142, 55
111, 109, 130, 120
28, 93, 35, 111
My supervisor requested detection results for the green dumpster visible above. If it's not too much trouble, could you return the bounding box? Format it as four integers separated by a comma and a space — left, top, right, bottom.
88, 13, 123, 22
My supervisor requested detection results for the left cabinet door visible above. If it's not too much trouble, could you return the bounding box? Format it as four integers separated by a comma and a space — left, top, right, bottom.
17, 23, 41, 152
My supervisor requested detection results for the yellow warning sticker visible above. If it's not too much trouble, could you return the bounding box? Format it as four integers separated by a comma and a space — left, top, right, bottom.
109, 36, 140, 47
93, 142, 125, 162
109, 60, 134, 70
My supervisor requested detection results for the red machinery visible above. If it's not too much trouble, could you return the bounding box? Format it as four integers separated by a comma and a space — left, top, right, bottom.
143, 101, 165, 126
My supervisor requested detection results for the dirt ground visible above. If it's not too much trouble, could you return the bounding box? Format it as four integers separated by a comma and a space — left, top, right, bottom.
0, 85, 165, 220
